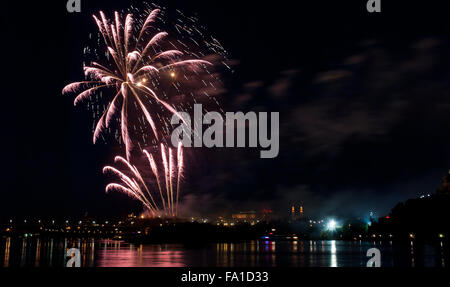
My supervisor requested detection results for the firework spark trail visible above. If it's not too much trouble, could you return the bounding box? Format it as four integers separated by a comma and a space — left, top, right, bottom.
103, 145, 184, 217
63, 9, 213, 159
105, 184, 154, 214
143, 149, 166, 211
103, 166, 156, 214
121, 87, 132, 160
129, 86, 158, 141
176, 142, 183, 216
169, 147, 174, 215
161, 144, 171, 213
113, 155, 159, 209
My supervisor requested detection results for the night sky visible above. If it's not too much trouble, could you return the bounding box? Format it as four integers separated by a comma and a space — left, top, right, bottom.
3, 0, 450, 220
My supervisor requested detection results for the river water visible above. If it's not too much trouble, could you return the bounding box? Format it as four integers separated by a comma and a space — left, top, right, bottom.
0, 237, 447, 267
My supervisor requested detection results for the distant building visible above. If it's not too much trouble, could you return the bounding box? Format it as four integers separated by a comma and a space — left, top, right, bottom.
290, 203, 305, 220
262, 208, 273, 222
232, 211, 257, 221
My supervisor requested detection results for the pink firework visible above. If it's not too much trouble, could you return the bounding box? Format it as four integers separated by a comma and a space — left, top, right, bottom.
103, 144, 184, 217
63, 9, 215, 159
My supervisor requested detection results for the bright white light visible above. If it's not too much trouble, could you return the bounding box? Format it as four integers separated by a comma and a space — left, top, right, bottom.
327, 219, 337, 231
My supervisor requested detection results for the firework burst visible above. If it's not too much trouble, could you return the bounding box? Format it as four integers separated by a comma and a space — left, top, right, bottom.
63, 7, 225, 159
103, 143, 184, 217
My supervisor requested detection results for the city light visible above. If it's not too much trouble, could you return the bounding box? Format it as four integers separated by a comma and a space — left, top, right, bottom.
327, 219, 337, 231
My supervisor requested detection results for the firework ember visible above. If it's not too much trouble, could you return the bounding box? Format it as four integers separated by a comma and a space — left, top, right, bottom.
103, 143, 184, 217
63, 7, 225, 159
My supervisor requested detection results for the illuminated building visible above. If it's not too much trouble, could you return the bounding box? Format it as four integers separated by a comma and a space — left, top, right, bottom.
232, 211, 257, 220
289, 203, 305, 221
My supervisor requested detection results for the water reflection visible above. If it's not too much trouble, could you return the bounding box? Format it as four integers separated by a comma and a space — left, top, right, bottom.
35, 238, 40, 267
330, 240, 337, 267
0, 237, 448, 267
3, 238, 10, 267
97, 241, 185, 267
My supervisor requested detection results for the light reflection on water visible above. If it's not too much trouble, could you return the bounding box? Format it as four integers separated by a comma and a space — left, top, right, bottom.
331, 240, 337, 267
0, 237, 447, 267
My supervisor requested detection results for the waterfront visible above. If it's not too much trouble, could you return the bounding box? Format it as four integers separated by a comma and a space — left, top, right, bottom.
0, 237, 447, 267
